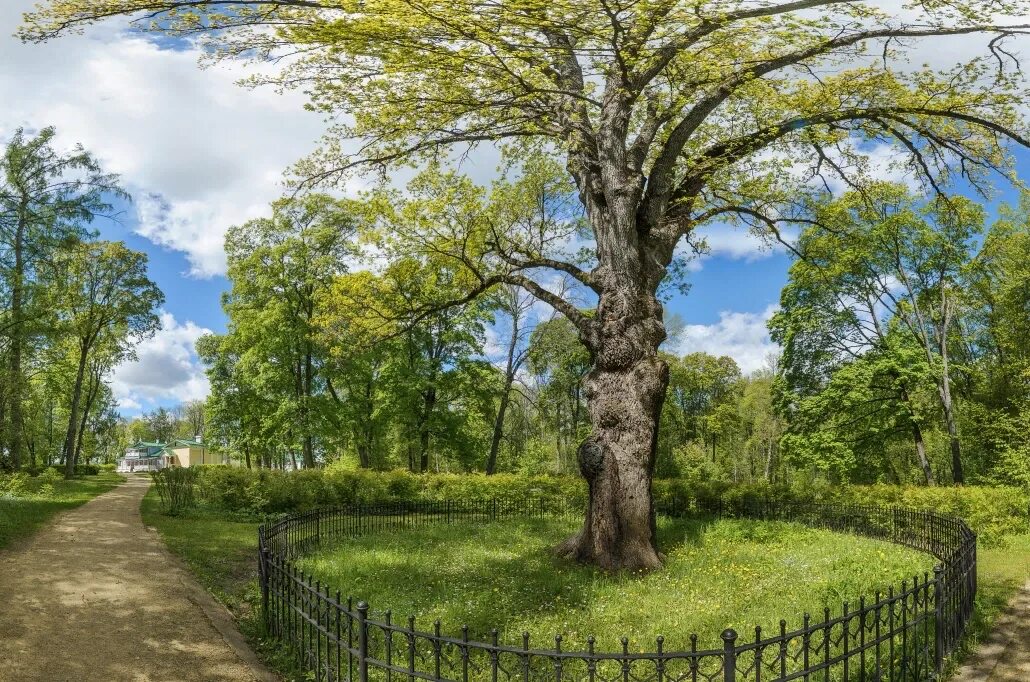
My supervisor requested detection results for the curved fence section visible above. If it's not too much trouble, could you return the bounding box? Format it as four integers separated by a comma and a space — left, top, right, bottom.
257, 499, 976, 682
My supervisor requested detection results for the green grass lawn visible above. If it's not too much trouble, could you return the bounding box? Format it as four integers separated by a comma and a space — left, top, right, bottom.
143, 497, 1029, 680
0, 472, 124, 550
298, 516, 935, 651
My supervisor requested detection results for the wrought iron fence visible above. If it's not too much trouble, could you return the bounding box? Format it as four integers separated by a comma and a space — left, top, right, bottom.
257, 497, 976, 682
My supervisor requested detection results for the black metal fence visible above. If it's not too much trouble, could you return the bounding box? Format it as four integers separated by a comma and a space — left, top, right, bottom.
257, 497, 976, 682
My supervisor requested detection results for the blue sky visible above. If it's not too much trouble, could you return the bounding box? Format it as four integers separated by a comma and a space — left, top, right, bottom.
2, 1, 1028, 416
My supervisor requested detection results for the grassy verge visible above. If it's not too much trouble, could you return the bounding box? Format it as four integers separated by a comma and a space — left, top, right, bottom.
139, 491, 298, 679
298, 516, 934, 651
0, 472, 125, 550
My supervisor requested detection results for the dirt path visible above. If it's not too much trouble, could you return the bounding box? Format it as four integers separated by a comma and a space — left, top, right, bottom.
0, 475, 275, 682
954, 582, 1030, 681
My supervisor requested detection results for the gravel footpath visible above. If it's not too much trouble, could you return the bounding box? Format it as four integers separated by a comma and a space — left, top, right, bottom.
955, 581, 1030, 681
0, 475, 275, 681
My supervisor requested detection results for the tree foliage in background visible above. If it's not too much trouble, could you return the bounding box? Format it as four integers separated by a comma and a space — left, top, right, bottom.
0, 127, 162, 475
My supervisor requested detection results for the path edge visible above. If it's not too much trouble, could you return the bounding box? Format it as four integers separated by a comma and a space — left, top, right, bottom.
140, 516, 280, 682
952, 579, 1030, 681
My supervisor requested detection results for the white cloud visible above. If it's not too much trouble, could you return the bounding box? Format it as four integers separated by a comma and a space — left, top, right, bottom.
673, 304, 779, 374
0, 3, 328, 277
110, 312, 212, 412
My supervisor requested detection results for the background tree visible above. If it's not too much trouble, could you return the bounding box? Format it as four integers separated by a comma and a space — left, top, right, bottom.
53, 241, 162, 477
0, 126, 123, 469
222, 194, 355, 468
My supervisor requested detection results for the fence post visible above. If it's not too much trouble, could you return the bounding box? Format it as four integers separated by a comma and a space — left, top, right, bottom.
933, 565, 945, 671
722, 629, 737, 682
260, 546, 270, 629
357, 601, 370, 682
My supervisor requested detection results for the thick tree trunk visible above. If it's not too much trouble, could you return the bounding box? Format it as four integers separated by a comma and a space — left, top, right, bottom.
556, 286, 668, 572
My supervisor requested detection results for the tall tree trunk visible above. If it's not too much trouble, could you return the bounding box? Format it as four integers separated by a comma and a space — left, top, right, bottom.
897, 383, 935, 485
764, 442, 773, 482
556, 282, 668, 572
909, 415, 934, 486
62, 344, 89, 478
485, 388, 512, 475
6, 206, 27, 469
74, 368, 101, 466
357, 378, 374, 468
938, 290, 963, 484
939, 380, 963, 483
418, 386, 436, 473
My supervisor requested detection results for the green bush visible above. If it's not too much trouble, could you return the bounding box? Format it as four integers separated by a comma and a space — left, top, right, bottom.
194, 466, 586, 515
152, 468, 200, 515
37, 467, 63, 485
99, 463, 116, 473
670, 480, 1029, 545
23, 464, 100, 476
0, 472, 31, 497
188, 466, 1028, 543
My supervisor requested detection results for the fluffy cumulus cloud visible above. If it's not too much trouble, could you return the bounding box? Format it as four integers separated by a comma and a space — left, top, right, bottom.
673, 304, 780, 375
0, 2, 328, 277
110, 313, 212, 412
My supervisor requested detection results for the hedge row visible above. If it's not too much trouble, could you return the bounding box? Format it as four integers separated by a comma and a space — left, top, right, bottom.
192, 467, 1029, 543
19, 464, 101, 476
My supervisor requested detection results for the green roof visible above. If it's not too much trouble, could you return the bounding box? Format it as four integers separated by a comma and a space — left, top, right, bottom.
131, 439, 208, 449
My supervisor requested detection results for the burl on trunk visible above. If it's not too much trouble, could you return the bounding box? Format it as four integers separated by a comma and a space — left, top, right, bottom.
557, 286, 669, 572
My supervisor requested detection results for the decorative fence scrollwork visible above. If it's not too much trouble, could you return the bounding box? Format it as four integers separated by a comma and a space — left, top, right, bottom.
257, 498, 976, 682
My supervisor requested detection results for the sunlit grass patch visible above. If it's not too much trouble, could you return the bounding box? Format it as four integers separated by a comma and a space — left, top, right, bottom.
298, 516, 935, 651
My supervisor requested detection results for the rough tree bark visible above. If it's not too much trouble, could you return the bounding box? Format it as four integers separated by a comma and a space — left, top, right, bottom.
556, 281, 669, 571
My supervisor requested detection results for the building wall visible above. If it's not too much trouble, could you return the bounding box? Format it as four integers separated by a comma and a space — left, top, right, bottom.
169, 446, 227, 467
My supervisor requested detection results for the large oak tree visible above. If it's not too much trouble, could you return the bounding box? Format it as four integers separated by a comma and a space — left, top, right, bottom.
24, 0, 1030, 569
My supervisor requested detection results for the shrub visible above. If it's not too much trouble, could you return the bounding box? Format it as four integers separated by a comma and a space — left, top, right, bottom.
151, 468, 200, 515
99, 463, 116, 473
24, 464, 100, 476
0, 472, 31, 497
187, 466, 1028, 543
37, 467, 63, 485
670, 480, 1030, 545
